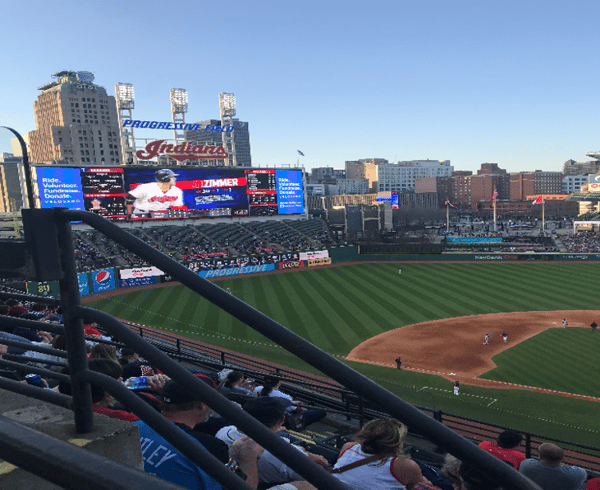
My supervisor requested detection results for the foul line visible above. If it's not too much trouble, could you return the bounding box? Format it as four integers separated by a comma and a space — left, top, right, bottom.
420, 386, 497, 407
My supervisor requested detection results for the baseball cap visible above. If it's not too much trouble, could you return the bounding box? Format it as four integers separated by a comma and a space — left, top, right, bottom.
243, 397, 291, 423
154, 169, 178, 182
162, 375, 216, 404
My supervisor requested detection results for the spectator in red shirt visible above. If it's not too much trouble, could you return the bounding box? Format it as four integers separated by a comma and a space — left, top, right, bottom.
478, 430, 526, 469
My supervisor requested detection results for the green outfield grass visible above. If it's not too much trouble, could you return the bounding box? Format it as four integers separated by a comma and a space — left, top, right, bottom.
86, 262, 600, 445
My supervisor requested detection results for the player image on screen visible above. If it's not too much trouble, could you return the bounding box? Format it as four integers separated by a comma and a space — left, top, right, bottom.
126, 169, 184, 217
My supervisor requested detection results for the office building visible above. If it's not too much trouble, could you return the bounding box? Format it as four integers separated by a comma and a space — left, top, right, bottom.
345, 159, 383, 191
336, 179, 369, 195
27, 71, 122, 165
309, 166, 345, 183
376, 160, 453, 193
562, 175, 588, 194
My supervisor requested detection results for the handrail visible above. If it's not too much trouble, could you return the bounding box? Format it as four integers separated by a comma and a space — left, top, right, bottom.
0, 414, 186, 490
37, 207, 539, 490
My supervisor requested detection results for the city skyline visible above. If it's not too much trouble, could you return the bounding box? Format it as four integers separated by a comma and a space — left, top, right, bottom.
2, 0, 600, 173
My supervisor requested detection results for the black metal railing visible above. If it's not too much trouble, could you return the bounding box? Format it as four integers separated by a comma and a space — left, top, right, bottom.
1, 207, 541, 490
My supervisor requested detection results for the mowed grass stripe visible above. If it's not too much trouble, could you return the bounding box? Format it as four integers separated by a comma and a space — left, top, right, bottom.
438, 265, 555, 313
398, 264, 495, 319
485, 329, 600, 396
267, 273, 316, 343
433, 264, 589, 312
348, 265, 445, 324
286, 271, 359, 352
331, 266, 417, 328
316, 268, 399, 338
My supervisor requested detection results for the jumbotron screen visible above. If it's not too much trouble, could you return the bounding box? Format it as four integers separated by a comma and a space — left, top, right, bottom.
34, 166, 305, 221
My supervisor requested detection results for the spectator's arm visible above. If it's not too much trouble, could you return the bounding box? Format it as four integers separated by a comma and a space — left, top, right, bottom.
229, 437, 265, 489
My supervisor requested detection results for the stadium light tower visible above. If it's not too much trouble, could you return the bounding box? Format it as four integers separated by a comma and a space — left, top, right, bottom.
219, 92, 237, 166
115, 83, 136, 165
170, 88, 188, 146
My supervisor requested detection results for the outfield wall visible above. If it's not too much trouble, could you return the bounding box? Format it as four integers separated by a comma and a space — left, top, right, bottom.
27, 246, 600, 298
329, 246, 600, 263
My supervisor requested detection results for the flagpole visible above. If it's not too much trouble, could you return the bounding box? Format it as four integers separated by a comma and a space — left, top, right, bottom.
493, 191, 497, 232
446, 203, 449, 234
542, 199, 545, 232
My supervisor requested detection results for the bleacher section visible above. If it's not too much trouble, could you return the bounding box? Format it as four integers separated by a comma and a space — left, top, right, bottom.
72, 218, 335, 270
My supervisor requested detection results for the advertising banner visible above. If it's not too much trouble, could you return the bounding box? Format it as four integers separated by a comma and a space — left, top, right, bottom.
120, 276, 157, 288
26, 281, 61, 298
36, 167, 85, 209
78, 272, 90, 296
119, 266, 164, 280
307, 257, 332, 267
300, 250, 329, 260
91, 268, 116, 293
276, 170, 305, 214
279, 261, 305, 270
199, 264, 276, 278
447, 237, 503, 244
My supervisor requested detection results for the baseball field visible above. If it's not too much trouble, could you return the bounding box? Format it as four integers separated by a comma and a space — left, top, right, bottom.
85, 262, 600, 446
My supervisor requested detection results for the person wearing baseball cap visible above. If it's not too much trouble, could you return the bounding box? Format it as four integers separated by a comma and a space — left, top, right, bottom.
126, 168, 183, 217
222, 397, 329, 487
134, 377, 229, 490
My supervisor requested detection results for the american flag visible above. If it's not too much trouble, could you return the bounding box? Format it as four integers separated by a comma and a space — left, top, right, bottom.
297, 150, 305, 156
444, 200, 457, 208
532, 195, 543, 204
492, 190, 499, 204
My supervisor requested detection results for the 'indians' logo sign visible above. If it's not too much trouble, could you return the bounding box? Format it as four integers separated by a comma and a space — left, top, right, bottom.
136, 140, 229, 163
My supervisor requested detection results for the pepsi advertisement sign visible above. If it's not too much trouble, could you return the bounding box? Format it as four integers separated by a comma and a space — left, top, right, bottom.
91, 268, 116, 293
78, 272, 90, 296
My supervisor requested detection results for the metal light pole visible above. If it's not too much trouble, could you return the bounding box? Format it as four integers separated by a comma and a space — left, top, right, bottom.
1, 126, 34, 209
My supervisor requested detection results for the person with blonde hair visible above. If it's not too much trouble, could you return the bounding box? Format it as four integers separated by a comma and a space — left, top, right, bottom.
331, 418, 429, 490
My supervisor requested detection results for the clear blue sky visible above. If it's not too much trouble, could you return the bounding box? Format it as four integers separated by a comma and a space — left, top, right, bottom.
2, 0, 599, 173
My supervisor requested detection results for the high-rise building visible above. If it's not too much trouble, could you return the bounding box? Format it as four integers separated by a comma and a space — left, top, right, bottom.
27, 71, 122, 165
184, 119, 251, 167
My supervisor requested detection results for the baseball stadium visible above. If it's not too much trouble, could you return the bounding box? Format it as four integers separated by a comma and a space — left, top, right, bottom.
5, 178, 600, 488
83, 252, 600, 448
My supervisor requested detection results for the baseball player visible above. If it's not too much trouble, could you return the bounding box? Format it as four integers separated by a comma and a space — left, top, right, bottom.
453, 381, 460, 395
483, 334, 490, 345
562, 319, 568, 328
126, 169, 184, 216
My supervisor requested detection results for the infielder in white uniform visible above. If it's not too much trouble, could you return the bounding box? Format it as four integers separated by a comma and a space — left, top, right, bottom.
126, 169, 183, 216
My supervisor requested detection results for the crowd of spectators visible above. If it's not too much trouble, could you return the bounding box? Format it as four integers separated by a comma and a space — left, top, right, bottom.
560, 232, 600, 253
72, 219, 334, 271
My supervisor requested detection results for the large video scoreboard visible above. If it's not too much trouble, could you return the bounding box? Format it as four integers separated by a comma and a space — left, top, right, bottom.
34, 166, 305, 221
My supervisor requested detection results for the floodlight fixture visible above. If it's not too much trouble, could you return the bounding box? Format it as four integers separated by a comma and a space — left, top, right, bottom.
219, 93, 236, 117
116, 83, 135, 109
170, 88, 188, 114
